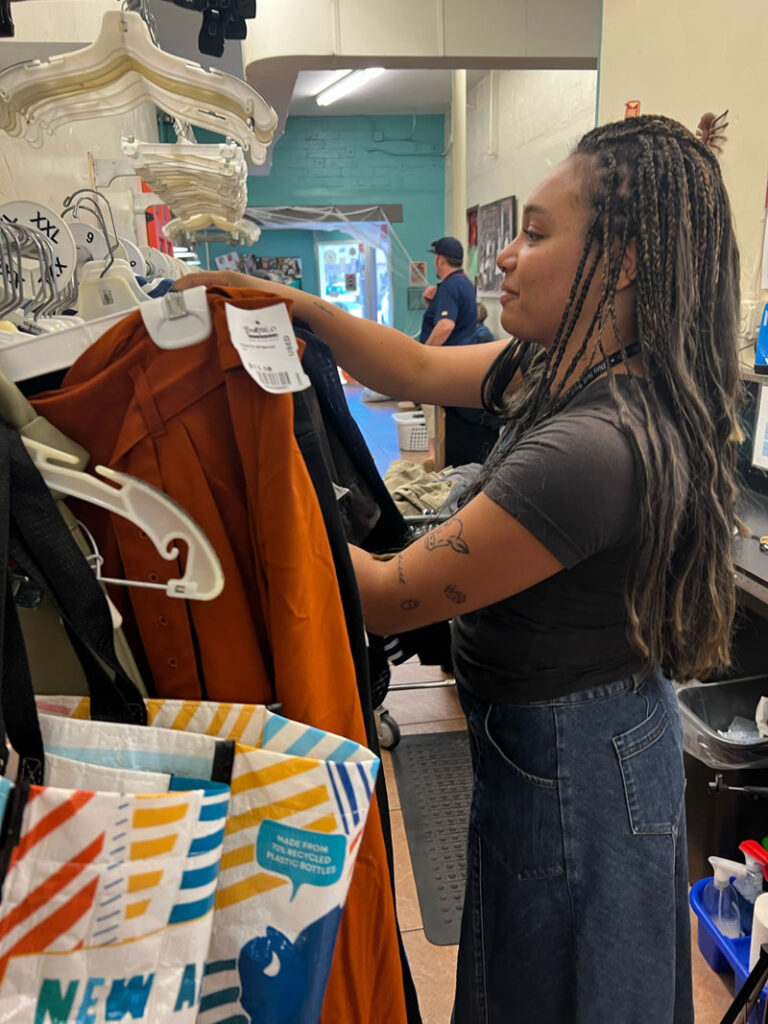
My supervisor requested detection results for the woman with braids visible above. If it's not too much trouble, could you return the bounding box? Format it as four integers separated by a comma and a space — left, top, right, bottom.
176, 114, 741, 1022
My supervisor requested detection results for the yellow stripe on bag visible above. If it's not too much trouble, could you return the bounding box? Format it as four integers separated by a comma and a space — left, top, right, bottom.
205, 703, 234, 736
125, 899, 151, 919
220, 844, 254, 871
229, 706, 256, 741
128, 870, 164, 893
226, 786, 330, 835
171, 701, 199, 732
146, 702, 162, 725
131, 834, 178, 859
72, 698, 90, 720
231, 757, 320, 795
303, 814, 338, 834
133, 803, 189, 828
215, 872, 287, 909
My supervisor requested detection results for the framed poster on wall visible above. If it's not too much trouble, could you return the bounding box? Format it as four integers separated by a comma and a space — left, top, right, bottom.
476, 196, 517, 297
466, 205, 478, 286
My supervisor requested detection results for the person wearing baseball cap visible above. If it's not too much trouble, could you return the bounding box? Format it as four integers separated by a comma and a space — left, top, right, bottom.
419, 236, 477, 347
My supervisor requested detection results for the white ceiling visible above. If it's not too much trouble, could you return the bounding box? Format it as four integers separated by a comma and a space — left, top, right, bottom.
289, 68, 487, 117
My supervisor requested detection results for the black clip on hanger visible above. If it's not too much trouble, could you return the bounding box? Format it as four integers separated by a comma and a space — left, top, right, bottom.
157, 0, 256, 58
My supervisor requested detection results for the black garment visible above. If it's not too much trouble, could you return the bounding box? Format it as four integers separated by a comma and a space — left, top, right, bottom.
296, 324, 452, 677
292, 386, 423, 1024
445, 406, 502, 466
453, 376, 686, 702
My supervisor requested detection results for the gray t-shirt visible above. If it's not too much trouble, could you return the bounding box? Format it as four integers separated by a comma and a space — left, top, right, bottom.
452, 376, 681, 701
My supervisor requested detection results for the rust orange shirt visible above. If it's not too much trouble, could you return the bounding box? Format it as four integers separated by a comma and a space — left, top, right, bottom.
32, 287, 409, 1024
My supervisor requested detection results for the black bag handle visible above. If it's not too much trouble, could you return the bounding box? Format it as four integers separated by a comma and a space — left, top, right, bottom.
0, 422, 148, 782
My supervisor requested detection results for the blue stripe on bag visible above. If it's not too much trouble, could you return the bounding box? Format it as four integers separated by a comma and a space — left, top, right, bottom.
335, 763, 360, 827
326, 763, 349, 835
328, 739, 359, 762
168, 890, 217, 924
46, 744, 213, 778
284, 726, 325, 757
199, 798, 230, 822
261, 714, 289, 745
204, 959, 237, 975
190, 826, 226, 855
199, 987, 242, 1012
181, 860, 221, 889
356, 761, 372, 802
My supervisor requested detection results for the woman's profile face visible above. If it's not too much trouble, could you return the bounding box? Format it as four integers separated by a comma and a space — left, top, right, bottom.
497, 158, 593, 349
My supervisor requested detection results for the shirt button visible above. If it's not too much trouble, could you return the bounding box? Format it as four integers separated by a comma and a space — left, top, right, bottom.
158, 615, 168, 627
148, 572, 160, 583
168, 657, 177, 668
138, 530, 149, 541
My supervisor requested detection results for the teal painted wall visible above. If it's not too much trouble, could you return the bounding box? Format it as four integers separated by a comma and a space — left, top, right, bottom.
195, 114, 445, 335
202, 229, 320, 296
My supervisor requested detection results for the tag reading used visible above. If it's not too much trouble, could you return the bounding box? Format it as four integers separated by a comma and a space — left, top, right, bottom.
225, 302, 311, 394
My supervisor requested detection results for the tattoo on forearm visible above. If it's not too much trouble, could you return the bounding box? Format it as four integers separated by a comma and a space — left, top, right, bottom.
400, 598, 421, 611
397, 553, 406, 584
424, 518, 469, 554
444, 584, 467, 604
313, 301, 335, 316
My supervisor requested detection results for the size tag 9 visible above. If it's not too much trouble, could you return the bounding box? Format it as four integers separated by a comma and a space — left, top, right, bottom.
225, 302, 311, 394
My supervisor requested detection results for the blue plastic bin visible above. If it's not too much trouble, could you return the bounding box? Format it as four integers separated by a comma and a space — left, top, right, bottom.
690, 877, 768, 1023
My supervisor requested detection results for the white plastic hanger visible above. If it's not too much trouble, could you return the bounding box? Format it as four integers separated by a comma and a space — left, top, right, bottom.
22, 438, 224, 601
0, 310, 130, 382
77, 259, 150, 321
0, 11, 277, 164
140, 287, 212, 349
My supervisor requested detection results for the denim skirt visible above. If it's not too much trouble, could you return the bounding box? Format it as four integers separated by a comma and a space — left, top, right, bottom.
452, 671, 694, 1024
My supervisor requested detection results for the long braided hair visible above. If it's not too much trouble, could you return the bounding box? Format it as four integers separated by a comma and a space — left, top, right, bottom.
475, 115, 742, 681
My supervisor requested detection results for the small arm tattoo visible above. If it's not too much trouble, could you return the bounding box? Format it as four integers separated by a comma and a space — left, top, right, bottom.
424, 518, 469, 555
313, 301, 335, 316
444, 584, 467, 604
400, 598, 421, 611
397, 553, 406, 584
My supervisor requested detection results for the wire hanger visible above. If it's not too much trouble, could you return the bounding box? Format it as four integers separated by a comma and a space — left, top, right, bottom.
22, 437, 224, 601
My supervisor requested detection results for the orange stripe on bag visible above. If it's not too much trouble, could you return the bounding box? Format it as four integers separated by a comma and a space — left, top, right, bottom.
127, 870, 164, 893
230, 757, 319, 795
226, 786, 329, 835
125, 899, 151, 920
0, 835, 104, 942
130, 834, 178, 860
171, 701, 198, 732
205, 703, 234, 736
215, 872, 287, 909
0, 877, 99, 983
220, 844, 254, 871
132, 803, 189, 829
10, 791, 95, 866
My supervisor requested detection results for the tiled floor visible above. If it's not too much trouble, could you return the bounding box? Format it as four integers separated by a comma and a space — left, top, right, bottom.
381, 661, 736, 1024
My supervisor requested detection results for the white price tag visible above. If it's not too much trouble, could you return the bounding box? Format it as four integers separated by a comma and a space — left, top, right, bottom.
225, 302, 311, 394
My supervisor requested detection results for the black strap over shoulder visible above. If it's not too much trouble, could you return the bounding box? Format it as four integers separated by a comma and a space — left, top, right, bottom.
0, 422, 148, 783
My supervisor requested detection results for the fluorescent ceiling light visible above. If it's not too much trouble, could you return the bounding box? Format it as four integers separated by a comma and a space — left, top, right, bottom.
316, 67, 386, 107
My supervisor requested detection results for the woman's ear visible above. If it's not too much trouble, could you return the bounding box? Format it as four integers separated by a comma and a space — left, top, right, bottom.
617, 238, 638, 291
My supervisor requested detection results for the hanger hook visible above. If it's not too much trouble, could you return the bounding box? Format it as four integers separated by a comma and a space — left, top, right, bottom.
62, 189, 120, 278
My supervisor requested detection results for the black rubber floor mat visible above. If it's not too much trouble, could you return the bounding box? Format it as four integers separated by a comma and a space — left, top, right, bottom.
391, 730, 473, 945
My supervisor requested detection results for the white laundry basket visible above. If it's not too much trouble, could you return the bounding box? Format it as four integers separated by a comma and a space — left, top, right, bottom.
393, 411, 429, 452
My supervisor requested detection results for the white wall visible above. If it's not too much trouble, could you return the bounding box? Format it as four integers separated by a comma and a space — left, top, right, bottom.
0, 106, 159, 242
450, 69, 597, 337
598, 0, 768, 304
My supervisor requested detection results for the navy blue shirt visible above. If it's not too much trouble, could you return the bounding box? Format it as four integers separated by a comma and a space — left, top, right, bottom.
419, 269, 477, 345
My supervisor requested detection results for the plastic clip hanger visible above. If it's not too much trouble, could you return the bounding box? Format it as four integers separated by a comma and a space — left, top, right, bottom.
22, 438, 224, 600
140, 286, 212, 349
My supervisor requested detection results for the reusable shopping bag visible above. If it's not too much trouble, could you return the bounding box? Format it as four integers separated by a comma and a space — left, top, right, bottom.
0, 422, 231, 1022
38, 696, 381, 1024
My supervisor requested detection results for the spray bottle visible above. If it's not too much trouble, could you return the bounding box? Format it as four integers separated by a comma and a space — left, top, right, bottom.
702, 857, 746, 938
735, 840, 768, 934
